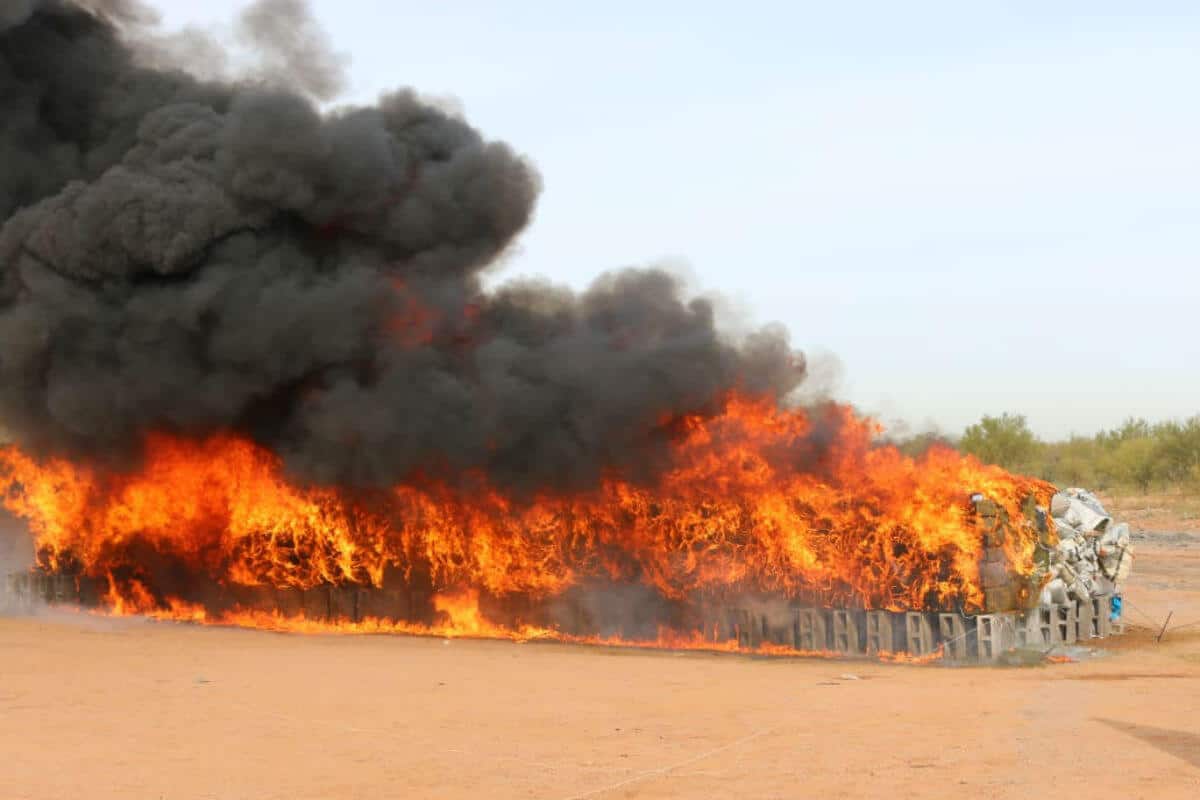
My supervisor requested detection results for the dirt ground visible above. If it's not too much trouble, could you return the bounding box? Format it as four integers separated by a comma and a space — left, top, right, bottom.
1103, 490, 1200, 534
2, 532, 1198, 799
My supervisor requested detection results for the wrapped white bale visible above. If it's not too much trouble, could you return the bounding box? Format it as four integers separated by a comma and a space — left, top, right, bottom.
1040, 577, 1069, 606
1051, 492, 1111, 535
1048, 489, 1132, 604
1064, 488, 1110, 519
1094, 522, 1134, 594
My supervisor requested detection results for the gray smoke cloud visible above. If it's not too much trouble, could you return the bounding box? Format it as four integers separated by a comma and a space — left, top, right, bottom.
1, 0, 155, 29
235, 0, 347, 101
0, 1, 805, 493
0, 1, 36, 29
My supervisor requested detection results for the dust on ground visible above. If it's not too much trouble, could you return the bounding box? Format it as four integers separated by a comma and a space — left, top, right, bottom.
2, 531, 1198, 799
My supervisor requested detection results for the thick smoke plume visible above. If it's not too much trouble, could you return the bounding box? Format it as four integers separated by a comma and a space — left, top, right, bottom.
0, 1, 805, 493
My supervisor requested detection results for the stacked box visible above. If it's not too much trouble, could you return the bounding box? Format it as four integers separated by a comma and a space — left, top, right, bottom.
1051, 605, 1076, 645
976, 613, 1017, 661
760, 604, 799, 646
938, 613, 973, 660
1090, 594, 1112, 638
830, 609, 863, 655
356, 586, 412, 624
3, 567, 1121, 662
794, 608, 829, 651
905, 612, 936, 656
1019, 606, 1054, 648
328, 586, 361, 622
4, 571, 78, 608
273, 587, 305, 617
1073, 595, 1113, 640
864, 610, 903, 654
731, 608, 761, 648
975, 499, 1016, 612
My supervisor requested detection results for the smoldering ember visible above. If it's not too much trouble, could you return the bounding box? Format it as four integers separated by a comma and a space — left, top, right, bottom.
0, 2, 1133, 663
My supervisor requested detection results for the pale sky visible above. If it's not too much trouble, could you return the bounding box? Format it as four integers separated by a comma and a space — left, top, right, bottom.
154, 1, 1199, 439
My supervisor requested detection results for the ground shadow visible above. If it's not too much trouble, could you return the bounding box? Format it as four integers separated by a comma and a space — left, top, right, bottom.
1094, 718, 1200, 769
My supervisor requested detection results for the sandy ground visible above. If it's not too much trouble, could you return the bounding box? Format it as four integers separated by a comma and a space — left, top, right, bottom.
1104, 491, 1200, 534
2, 534, 1198, 800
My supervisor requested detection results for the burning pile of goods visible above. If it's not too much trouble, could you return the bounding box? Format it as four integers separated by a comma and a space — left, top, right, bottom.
0, 3, 1129, 663
1, 441, 1133, 662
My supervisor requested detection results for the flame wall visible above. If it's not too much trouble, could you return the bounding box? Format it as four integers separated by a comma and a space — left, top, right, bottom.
1, 397, 1055, 639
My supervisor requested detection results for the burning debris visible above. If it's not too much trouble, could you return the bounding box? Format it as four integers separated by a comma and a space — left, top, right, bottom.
0, 3, 1130, 662
2, 478, 1132, 663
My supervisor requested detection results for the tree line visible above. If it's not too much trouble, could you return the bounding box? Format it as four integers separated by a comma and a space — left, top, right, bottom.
899, 413, 1200, 492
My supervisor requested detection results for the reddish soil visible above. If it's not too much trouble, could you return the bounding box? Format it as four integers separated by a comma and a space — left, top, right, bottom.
2, 530, 1198, 799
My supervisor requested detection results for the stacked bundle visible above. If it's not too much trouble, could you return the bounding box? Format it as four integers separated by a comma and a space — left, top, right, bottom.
1042, 489, 1134, 611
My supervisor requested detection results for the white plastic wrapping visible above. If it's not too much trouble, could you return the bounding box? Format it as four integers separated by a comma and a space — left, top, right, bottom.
1048, 490, 1132, 602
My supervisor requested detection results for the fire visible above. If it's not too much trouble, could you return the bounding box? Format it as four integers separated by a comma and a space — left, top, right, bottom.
0, 395, 1053, 655
386, 278, 439, 347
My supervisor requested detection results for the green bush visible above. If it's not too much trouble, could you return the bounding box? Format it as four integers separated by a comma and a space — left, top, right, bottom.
900, 412, 1200, 493
959, 414, 1039, 474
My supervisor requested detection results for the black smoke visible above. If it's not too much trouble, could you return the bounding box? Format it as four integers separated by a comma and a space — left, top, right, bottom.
0, 1, 805, 493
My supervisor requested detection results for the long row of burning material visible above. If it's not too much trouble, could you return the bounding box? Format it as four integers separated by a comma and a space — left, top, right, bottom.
0, 407, 1127, 662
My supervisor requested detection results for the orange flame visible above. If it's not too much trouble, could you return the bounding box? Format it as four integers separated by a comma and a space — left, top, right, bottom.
0, 395, 1053, 654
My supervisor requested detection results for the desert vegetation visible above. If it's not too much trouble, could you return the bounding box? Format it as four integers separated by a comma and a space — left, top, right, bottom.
898, 412, 1200, 530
